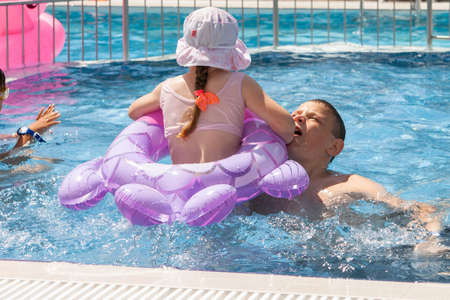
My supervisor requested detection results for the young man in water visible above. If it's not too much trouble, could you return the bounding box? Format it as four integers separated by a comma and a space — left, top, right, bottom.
249, 99, 441, 234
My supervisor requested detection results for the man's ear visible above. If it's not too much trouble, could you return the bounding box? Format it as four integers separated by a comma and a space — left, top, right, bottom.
326, 138, 344, 158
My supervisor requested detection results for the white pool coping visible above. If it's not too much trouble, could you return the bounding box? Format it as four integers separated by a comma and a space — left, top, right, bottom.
1, 259, 449, 299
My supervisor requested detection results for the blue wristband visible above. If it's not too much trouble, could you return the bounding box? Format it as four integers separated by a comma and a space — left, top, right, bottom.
16, 126, 46, 143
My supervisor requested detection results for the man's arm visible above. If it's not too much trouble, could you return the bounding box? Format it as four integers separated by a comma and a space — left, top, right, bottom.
346, 174, 441, 233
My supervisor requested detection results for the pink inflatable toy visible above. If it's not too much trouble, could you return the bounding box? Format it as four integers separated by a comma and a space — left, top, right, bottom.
58, 110, 309, 226
0, 1, 65, 69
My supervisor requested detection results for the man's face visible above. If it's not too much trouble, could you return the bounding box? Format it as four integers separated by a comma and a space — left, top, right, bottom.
287, 101, 337, 164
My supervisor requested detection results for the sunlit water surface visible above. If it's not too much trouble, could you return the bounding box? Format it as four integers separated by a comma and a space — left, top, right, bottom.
1, 50, 449, 283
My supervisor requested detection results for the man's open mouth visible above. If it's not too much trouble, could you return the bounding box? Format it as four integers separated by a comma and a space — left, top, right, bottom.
294, 127, 302, 136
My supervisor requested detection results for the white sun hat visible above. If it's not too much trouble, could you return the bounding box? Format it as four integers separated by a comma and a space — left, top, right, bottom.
176, 7, 251, 71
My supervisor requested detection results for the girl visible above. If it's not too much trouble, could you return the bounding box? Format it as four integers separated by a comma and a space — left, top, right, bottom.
128, 7, 295, 164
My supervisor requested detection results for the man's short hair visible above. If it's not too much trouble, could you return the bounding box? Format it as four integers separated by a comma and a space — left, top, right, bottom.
309, 99, 346, 163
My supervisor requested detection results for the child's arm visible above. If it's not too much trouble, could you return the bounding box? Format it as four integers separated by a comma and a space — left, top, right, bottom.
128, 83, 162, 120
14, 104, 60, 149
0, 133, 17, 139
0, 104, 60, 160
242, 75, 295, 144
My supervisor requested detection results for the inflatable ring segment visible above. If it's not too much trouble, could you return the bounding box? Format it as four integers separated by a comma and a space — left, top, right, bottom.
58, 109, 309, 226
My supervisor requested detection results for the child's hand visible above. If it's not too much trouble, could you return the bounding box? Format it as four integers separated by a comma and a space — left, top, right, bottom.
28, 104, 61, 134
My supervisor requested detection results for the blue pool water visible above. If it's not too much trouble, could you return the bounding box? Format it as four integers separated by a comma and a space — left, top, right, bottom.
52, 6, 450, 62
1, 50, 449, 283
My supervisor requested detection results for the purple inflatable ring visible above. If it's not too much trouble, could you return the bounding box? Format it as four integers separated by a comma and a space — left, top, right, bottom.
58, 109, 309, 226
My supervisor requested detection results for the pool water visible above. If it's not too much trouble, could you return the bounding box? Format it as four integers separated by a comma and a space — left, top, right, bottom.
52, 6, 450, 62
1, 50, 449, 283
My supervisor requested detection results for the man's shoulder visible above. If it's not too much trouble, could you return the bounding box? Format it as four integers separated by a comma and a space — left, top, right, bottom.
323, 170, 377, 184
322, 171, 386, 200
346, 173, 384, 189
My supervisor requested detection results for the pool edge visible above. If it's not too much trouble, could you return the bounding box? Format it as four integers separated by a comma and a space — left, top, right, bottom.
0, 259, 449, 299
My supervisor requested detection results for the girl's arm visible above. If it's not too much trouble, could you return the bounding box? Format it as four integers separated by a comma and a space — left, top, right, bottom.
128, 83, 162, 120
242, 75, 295, 144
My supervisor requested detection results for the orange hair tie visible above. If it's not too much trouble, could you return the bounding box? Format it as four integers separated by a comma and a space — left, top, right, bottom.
194, 89, 220, 111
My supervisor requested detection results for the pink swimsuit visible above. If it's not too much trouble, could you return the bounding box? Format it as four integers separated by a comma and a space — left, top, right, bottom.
160, 72, 246, 138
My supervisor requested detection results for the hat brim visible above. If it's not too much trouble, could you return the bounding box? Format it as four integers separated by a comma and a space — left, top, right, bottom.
176, 38, 251, 71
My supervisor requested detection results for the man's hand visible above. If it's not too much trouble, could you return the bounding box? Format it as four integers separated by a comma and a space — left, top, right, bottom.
406, 201, 442, 233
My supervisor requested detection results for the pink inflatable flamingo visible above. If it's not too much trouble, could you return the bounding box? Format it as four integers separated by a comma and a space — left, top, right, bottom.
0, 1, 65, 69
